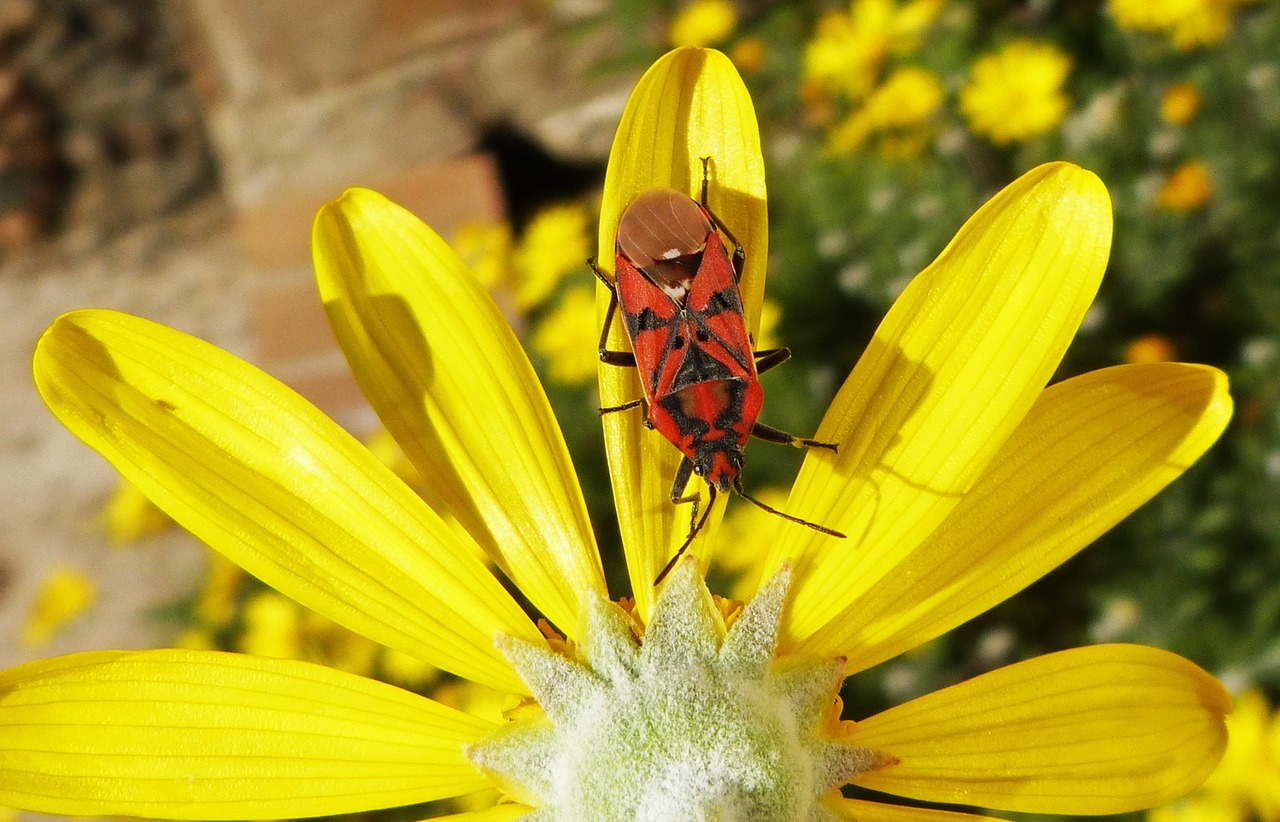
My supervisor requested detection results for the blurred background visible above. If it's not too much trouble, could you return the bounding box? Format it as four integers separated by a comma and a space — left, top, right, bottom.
0, 1, 1277, 820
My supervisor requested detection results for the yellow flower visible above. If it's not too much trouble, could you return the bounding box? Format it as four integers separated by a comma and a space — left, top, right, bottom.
193, 550, 244, 628
1151, 689, 1280, 822
298, 608, 381, 676
1168, 4, 1234, 49
511, 203, 591, 310
829, 66, 945, 153
172, 627, 214, 651
101, 477, 173, 545
668, 0, 738, 47
1108, 0, 1258, 49
961, 40, 1072, 145
1206, 690, 1280, 819
804, 0, 945, 100
450, 219, 511, 292
1162, 82, 1202, 124
730, 36, 767, 73
1110, 0, 1203, 30
20, 566, 96, 646
531, 284, 599, 385
237, 591, 301, 660
1126, 334, 1178, 364
1157, 160, 1215, 211
1, 47, 1232, 821
381, 646, 440, 689
864, 66, 945, 128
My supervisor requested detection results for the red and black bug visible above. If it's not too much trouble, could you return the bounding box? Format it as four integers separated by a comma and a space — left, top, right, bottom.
591, 159, 845, 582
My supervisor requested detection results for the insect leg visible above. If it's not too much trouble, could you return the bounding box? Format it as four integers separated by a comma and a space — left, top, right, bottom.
668, 456, 706, 540
599, 398, 643, 415
655, 469, 717, 585
753, 347, 792, 375
698, 156, 746, 281
733, 477, 845, 538
750, 420, 839, 453
669, 455, 697, 506
590, 257, 638, 368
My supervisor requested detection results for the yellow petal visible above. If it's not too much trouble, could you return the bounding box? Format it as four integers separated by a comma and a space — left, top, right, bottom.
768, 162, 1113, 640
597, 46, 766, 617
850, 644, 1230, 814
825, 796, 1006, 822
0, 649, 493, 819
424, 805, 534, 821
797, 363, 1232, 671
34, 310, 539, 693
314, 189, 606, 638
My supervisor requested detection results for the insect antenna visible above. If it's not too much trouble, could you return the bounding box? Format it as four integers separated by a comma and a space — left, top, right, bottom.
733, 478, 846, 538
654, 484, 718, 585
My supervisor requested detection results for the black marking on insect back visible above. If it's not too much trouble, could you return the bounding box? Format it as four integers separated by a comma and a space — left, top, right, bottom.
670, 338, 734, 394
658, 392, 712, 440
659, 379, 750, 448
714, 380, 749, 429
687, 311, 755, 375
700, 286, 744, 317
625, 306, 669, 335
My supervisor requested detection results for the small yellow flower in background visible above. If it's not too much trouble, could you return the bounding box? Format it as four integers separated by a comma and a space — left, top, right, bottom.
172, 627, 214, 651
804, 0, 945, 101
511, 202, 591, 310
449, 219, 511, 292
1126, 334, 1178, 364
0, 47, 1235, 821
453, 204, 590, 313
194, 550, 244, 628
730, 36, 767, 73
1206, 690, 1280, 820
21, 566, 96, 646
1162, 82, 1202, 124
381, 646, 440, 690
237, 590, 382, 676
863, 66, 945, 129
101, 477, 172, 545
1110, 0, 1203, 31
237, 591, 301, 660
531, 284, 599, 385
668, 0, 738, 47
1150, 689, 1280, 822
828, 65, 944, 153
1168, 4, 1233, 50
1108, 0, 1260, 50
299, 609, 381, 676
1157, 160, 1215, 211
961, 39, 1072, 145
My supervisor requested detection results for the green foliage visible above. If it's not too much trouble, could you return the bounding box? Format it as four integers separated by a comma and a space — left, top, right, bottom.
557, 0, 1280, 784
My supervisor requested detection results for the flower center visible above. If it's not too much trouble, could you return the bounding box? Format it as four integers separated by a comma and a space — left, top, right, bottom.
467, 561, 885, 821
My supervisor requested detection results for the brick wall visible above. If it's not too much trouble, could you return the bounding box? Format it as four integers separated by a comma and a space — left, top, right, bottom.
173, 0, 623, 431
